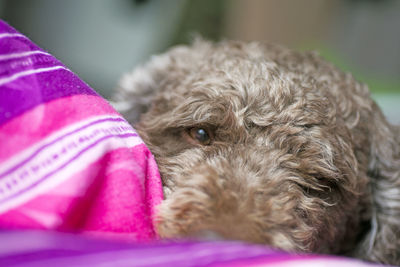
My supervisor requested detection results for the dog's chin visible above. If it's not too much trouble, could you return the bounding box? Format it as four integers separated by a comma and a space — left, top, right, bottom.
156, 208, 300, 251
153, 163, 307, 252
189, 230, 225, 241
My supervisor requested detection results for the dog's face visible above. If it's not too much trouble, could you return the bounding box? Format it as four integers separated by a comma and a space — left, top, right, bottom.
116, 40, 397, 258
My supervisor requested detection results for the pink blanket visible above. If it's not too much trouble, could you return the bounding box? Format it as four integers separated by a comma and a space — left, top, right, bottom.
0, 20, 163, 240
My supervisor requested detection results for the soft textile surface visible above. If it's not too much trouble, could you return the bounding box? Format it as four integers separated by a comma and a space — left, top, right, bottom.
0, 20, 163, 240
0, 231, 380, 267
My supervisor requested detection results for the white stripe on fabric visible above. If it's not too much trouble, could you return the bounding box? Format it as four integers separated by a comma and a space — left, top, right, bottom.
0, 115, 142, 213
0, 33, 26, 40
0, 50, 50, 61
0, 66, 69, 86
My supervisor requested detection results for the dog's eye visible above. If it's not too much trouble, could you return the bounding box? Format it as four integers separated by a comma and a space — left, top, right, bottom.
188, 127, 212, 145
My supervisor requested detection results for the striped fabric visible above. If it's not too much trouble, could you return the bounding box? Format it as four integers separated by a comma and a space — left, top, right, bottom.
0, 20, 163, 240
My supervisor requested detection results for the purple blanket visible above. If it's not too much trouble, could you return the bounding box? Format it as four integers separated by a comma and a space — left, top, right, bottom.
0, 231, 381, 267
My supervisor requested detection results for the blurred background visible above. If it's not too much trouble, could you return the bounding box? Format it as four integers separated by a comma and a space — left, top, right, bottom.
0, 0, 399, 123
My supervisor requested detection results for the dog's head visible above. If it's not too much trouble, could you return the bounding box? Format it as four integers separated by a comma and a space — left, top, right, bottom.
114, 40, 373, 254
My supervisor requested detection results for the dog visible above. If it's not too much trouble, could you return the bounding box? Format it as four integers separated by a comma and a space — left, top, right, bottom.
113, 39, 400, 265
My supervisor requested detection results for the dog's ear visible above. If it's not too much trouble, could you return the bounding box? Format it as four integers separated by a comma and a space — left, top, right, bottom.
357, 107, 400, 264
111, 52, 174, 124
112, 38, 213, 125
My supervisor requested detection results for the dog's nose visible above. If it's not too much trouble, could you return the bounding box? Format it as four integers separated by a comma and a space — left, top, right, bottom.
192, 229, 224, 241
